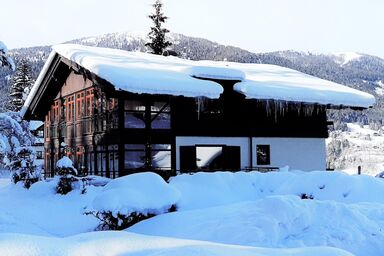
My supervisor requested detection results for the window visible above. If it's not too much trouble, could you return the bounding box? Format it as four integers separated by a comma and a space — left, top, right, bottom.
76, 92, 85, 120
85, 89, 94, 117
124, 100, 145, 128
152, 144, 171, 169
124, 100, 171, 129
67, 96, 75, 122
108, 145, 119, 178
151, 102, 171, 129
96, 145, 107, 177
37, 129, 44, 137
256, 145, 270, 165
124, 144, 171, 170
124, 144, 145, 169
36, 151, 43, 159
107, 98, 119, 129
52, 101, 59, 123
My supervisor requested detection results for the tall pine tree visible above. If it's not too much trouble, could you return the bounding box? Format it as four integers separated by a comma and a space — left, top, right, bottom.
8, 59, 34, 112
145, 0, 172, 55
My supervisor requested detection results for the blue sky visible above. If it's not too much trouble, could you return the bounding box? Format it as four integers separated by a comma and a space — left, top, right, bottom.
1, 0, 384, 58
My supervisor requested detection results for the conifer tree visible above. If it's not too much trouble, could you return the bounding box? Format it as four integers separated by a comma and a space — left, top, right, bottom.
0, 40, 14, 70
145, 0, 172, 55
8, 59, 34, 111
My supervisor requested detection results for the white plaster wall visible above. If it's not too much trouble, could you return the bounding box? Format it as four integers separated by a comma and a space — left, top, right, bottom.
252, 137, 326, 171
175, 137, 250, 170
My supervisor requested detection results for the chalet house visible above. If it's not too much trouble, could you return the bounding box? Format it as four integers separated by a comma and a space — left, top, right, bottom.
21, 44, 375, 178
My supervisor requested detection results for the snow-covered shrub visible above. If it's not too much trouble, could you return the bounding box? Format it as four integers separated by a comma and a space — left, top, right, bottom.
8, 147, 41, 188
87, 172, 180, 230
55, 156, 80, 195
0, 112, 40, 188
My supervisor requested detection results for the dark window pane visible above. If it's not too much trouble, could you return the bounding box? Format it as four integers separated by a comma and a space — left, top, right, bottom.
124, 144, 145, 150
124, 100, 145, 111
151, 113, 171, 129
152, 144, 171, 150
256, 145, 270, 165
152, 102, 170, 112
125, 151, 145, 169
124, 112, 145, 128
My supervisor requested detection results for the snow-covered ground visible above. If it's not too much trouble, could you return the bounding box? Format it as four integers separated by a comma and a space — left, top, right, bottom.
327, 123, 384, 176
0, 170, 383, 255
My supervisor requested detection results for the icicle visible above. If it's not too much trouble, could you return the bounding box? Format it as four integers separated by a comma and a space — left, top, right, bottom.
196, 97, 205, 120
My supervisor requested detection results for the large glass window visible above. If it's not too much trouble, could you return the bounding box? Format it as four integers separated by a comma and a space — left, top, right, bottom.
124, 144, 171, 170
124, 101, 145, 128
152, 144, 171, 169
124, 100, 171, 129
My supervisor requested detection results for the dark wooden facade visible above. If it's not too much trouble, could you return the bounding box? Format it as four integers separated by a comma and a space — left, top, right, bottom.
24, 54, 330, 178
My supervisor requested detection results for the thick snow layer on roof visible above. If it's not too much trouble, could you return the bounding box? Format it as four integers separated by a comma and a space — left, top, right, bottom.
28, 120, 43, 131
186, 65, 246, 81
52, 44, 223, 99
232, 63, 375, 108
23, 44, 374, 114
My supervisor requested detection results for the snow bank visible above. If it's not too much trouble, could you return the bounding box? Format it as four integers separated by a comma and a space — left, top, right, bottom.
169, 171, 384, 210
92, 172, 180, 216
129, 196, 382, 256
0, 180, 99, 236
0, 231, 353, 256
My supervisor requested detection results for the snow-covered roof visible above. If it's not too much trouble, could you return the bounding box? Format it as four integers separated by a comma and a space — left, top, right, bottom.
232, 63, 375, 107
23, 44, 375, 114
29, 120, 44, 131
53, 44, 224, 99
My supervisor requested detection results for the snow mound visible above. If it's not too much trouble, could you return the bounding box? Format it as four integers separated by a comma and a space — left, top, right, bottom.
169, 171, 384, 210
129, 196, 382, 256
92, 172, 180, 216
0, 231, 353, 256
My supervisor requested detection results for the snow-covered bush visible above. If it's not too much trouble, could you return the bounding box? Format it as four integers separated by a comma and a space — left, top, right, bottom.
8, 147, 41, 188
0, 112, 40, 188
87, 172, 180, 230
55, 156, 80, 195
